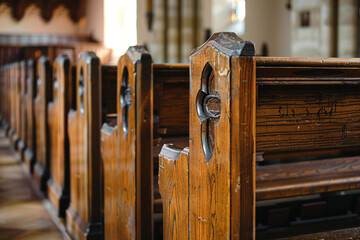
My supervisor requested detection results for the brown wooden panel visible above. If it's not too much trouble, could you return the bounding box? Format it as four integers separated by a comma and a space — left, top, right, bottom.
101, 65, 117, 119
101, 123, 118, 239
158, 145, 189, 240
256, 63, 360, 153
47, 54, 71, 218
153, 63, 189, 137
33, 56, 52, 193
257, 156, 360, 200
24, 59, 37, 173
66, 52, 103, 240
17, 60, 27, 157
188, 32, 255, 239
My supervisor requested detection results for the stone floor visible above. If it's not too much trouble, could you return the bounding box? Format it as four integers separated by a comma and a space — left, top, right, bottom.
0, 130, 63, 240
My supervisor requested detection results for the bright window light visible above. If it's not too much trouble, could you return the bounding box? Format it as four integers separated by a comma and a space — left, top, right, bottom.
104, 0, 137, 59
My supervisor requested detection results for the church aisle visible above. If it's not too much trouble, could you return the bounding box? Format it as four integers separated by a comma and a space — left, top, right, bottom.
0, 130, 63, 240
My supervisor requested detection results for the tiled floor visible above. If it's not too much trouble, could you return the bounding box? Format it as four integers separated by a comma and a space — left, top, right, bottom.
0, 130, 63, 240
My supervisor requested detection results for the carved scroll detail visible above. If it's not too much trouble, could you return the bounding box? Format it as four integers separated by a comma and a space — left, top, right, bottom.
196, 63, 221, 162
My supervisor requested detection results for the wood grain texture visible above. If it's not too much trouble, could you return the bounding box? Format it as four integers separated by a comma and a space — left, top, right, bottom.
189, 32, 255, 239
17, 60, 26, 157
257, 156, 360, 200
108, 46, 153, 240
47, 54, 71, 218
33, 56, 52, 193
158, 145, 189, 240
66, 52, 103, 240
101, 123, 118, 239
24, 59, 37, 173
153, 63, 189, 137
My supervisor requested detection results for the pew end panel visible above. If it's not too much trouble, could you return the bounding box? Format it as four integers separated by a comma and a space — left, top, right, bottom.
66, 52, 103, 240
189, 32, 256, 239
158, 33, 256, 239
158, 144, 189, 240
100, 123, 118, 239
47, 54, 72, 218
33, 56, 52, 194
8, 62, 20, 148
24, 59, 37, 173
101, 46, 153, 240
17, 60, 27, 159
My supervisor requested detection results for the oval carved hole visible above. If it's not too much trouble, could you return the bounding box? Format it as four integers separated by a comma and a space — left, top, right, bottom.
196, 63, 221, 163
120, 67, 131, 136
79, 67, 84, 115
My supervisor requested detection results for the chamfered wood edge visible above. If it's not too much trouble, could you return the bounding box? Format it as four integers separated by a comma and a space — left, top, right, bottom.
190, 32, 255, 58
159, 144, 189, 161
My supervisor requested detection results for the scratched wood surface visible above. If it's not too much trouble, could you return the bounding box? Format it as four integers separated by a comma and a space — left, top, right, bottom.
66, 52, 104, 240
24, 59, 37, 173
255, 58, 360, 201
47, 55, 71, 218
33, 56, 52, 193
158, 145, 189, 240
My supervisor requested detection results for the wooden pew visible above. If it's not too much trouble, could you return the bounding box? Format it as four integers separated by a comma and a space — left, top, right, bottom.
100, 46, 189, 239
255, 57, 360, 238
159, 32, 360, 239
47, 54, 73, 218
17, 60, 27, 159
1, 64, 10, 132
8, 62, 20, 147
159, 32, 256, 239
33, 56, 52, 193
24, 59, 37, 173
66, 52, 116, 240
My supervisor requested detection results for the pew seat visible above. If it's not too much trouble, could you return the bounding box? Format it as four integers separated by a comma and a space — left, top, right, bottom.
257, 156, 360, 200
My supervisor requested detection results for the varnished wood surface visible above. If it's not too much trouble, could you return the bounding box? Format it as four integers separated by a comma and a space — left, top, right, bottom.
33, 56, 52, 193
66, 52, 103, 240
24, 59, 37, 173
257, 156, 360, 200
17, 61, 26, 157
101, 123, 118, 239
153, 63, 189, 137
188, 32, 256, 239
281, 226, 360, 240
47, 55, 71, 218
158, 145, 189, 240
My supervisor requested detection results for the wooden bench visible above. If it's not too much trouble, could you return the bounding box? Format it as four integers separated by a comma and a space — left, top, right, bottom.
47, 54, 73, 218
24, 59, 37, 173
33, 56, 52, 193
66, 52, 116, 240
159, 32, 360, 239
8, 62, 21, 147
100, 46, 189, 239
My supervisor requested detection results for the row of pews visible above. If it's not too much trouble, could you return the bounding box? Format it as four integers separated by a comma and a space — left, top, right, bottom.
1, 32, 360, 239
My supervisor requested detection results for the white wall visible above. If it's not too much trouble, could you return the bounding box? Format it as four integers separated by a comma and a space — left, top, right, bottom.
243, 0, 291, 57
85, 0, 104, 42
